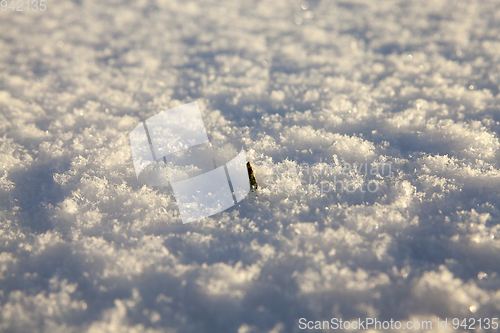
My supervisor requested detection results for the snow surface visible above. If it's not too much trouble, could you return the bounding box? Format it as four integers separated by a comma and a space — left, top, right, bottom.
1, 0, 500, 332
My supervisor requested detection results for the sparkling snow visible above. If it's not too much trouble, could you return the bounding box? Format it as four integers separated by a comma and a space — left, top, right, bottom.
1, 0, 500, 332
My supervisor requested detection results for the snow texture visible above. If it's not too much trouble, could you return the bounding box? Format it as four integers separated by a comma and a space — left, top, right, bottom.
1, 0, 500, 332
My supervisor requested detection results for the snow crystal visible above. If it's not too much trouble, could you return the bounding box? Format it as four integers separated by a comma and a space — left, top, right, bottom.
1, 0, 500, 332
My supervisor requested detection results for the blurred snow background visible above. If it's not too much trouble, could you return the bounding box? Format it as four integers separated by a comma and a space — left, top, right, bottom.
1, 0, 500, 332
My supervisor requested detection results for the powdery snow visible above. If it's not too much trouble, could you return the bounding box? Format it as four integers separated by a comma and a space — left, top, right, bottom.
1, 0, 500, 332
